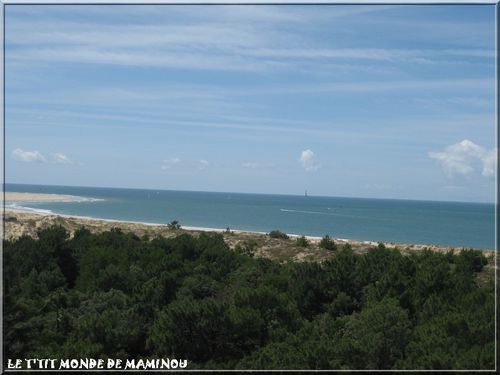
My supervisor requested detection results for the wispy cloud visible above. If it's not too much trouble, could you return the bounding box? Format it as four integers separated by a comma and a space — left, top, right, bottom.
8, 48, 281, 72
161, 157, 181, 170
8, 45, 493, 73
259, 78, 492, 96
12, 148, 78, 165
241, 162, 276, 169
243, 47, 494, 61
51, 152, 73, 164
199, 159, 209, 170
242, 162, 260, 169
12, 148, 46, 163
6, 7, 493, 73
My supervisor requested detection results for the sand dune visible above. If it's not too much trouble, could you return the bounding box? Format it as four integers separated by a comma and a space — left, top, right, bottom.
2, 209, 495, 264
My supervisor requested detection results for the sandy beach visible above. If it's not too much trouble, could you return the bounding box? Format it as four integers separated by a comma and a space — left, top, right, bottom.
3, 205, 495, 263
4, 192, 84, 202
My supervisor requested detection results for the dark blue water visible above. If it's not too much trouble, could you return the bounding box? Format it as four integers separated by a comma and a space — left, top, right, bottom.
5, 183, 496, 249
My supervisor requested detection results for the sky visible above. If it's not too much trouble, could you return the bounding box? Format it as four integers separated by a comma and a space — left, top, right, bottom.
5, 4, 497, 202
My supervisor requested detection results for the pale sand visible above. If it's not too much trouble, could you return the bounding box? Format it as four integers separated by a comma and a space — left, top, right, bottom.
2, 208, 495, 263
4, 192, 82, 202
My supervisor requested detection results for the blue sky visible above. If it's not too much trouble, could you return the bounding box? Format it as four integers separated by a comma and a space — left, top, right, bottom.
5, 4, 496, 202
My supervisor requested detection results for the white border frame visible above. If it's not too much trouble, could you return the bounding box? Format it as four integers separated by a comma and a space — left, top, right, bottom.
0, 0, 497, 372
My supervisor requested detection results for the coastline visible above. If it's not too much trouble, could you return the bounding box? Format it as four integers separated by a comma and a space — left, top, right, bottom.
4, 206, 313, 239
1, 191, 330, 242
3, 207, 495, 261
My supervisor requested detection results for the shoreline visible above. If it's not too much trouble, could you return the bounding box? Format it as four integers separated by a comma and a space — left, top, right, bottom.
3, 207, 495, 256
3, 191, 495, 254
4, 206, 311, 238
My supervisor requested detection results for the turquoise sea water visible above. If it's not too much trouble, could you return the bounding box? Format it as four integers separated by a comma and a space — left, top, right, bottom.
5, 183, 496, 250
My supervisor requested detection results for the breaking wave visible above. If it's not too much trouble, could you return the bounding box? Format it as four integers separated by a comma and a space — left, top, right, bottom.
5, 203, 54, 214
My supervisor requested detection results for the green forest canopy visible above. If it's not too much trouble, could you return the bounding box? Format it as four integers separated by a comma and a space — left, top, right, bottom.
3, 226, 495, 370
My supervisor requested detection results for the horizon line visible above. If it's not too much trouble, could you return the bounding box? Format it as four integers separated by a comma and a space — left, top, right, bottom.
4, 181, 495, 205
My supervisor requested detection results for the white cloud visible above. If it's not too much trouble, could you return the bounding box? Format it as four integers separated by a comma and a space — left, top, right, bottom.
12, 148, 77, 165
242, 162, 276, 169
300, 149, 320, 172
51, 152, 73, 164
429, 140, 496, 178
242, 162, 260, 169
199, 159, 209, 170
12, 148, 46, 163
481, 148, 497, 177
161, 157, 181, 170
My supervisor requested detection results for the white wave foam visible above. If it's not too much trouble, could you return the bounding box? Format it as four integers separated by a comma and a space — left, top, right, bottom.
6, 204, 54, 214
71, 196, 105, 203
280, 208, 373, 220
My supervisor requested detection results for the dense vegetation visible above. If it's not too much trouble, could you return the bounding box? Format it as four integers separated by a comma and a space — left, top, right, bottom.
4, 226, 495, 370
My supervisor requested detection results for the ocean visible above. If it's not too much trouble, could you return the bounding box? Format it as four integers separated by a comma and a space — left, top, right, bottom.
4, 183, 496, 250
